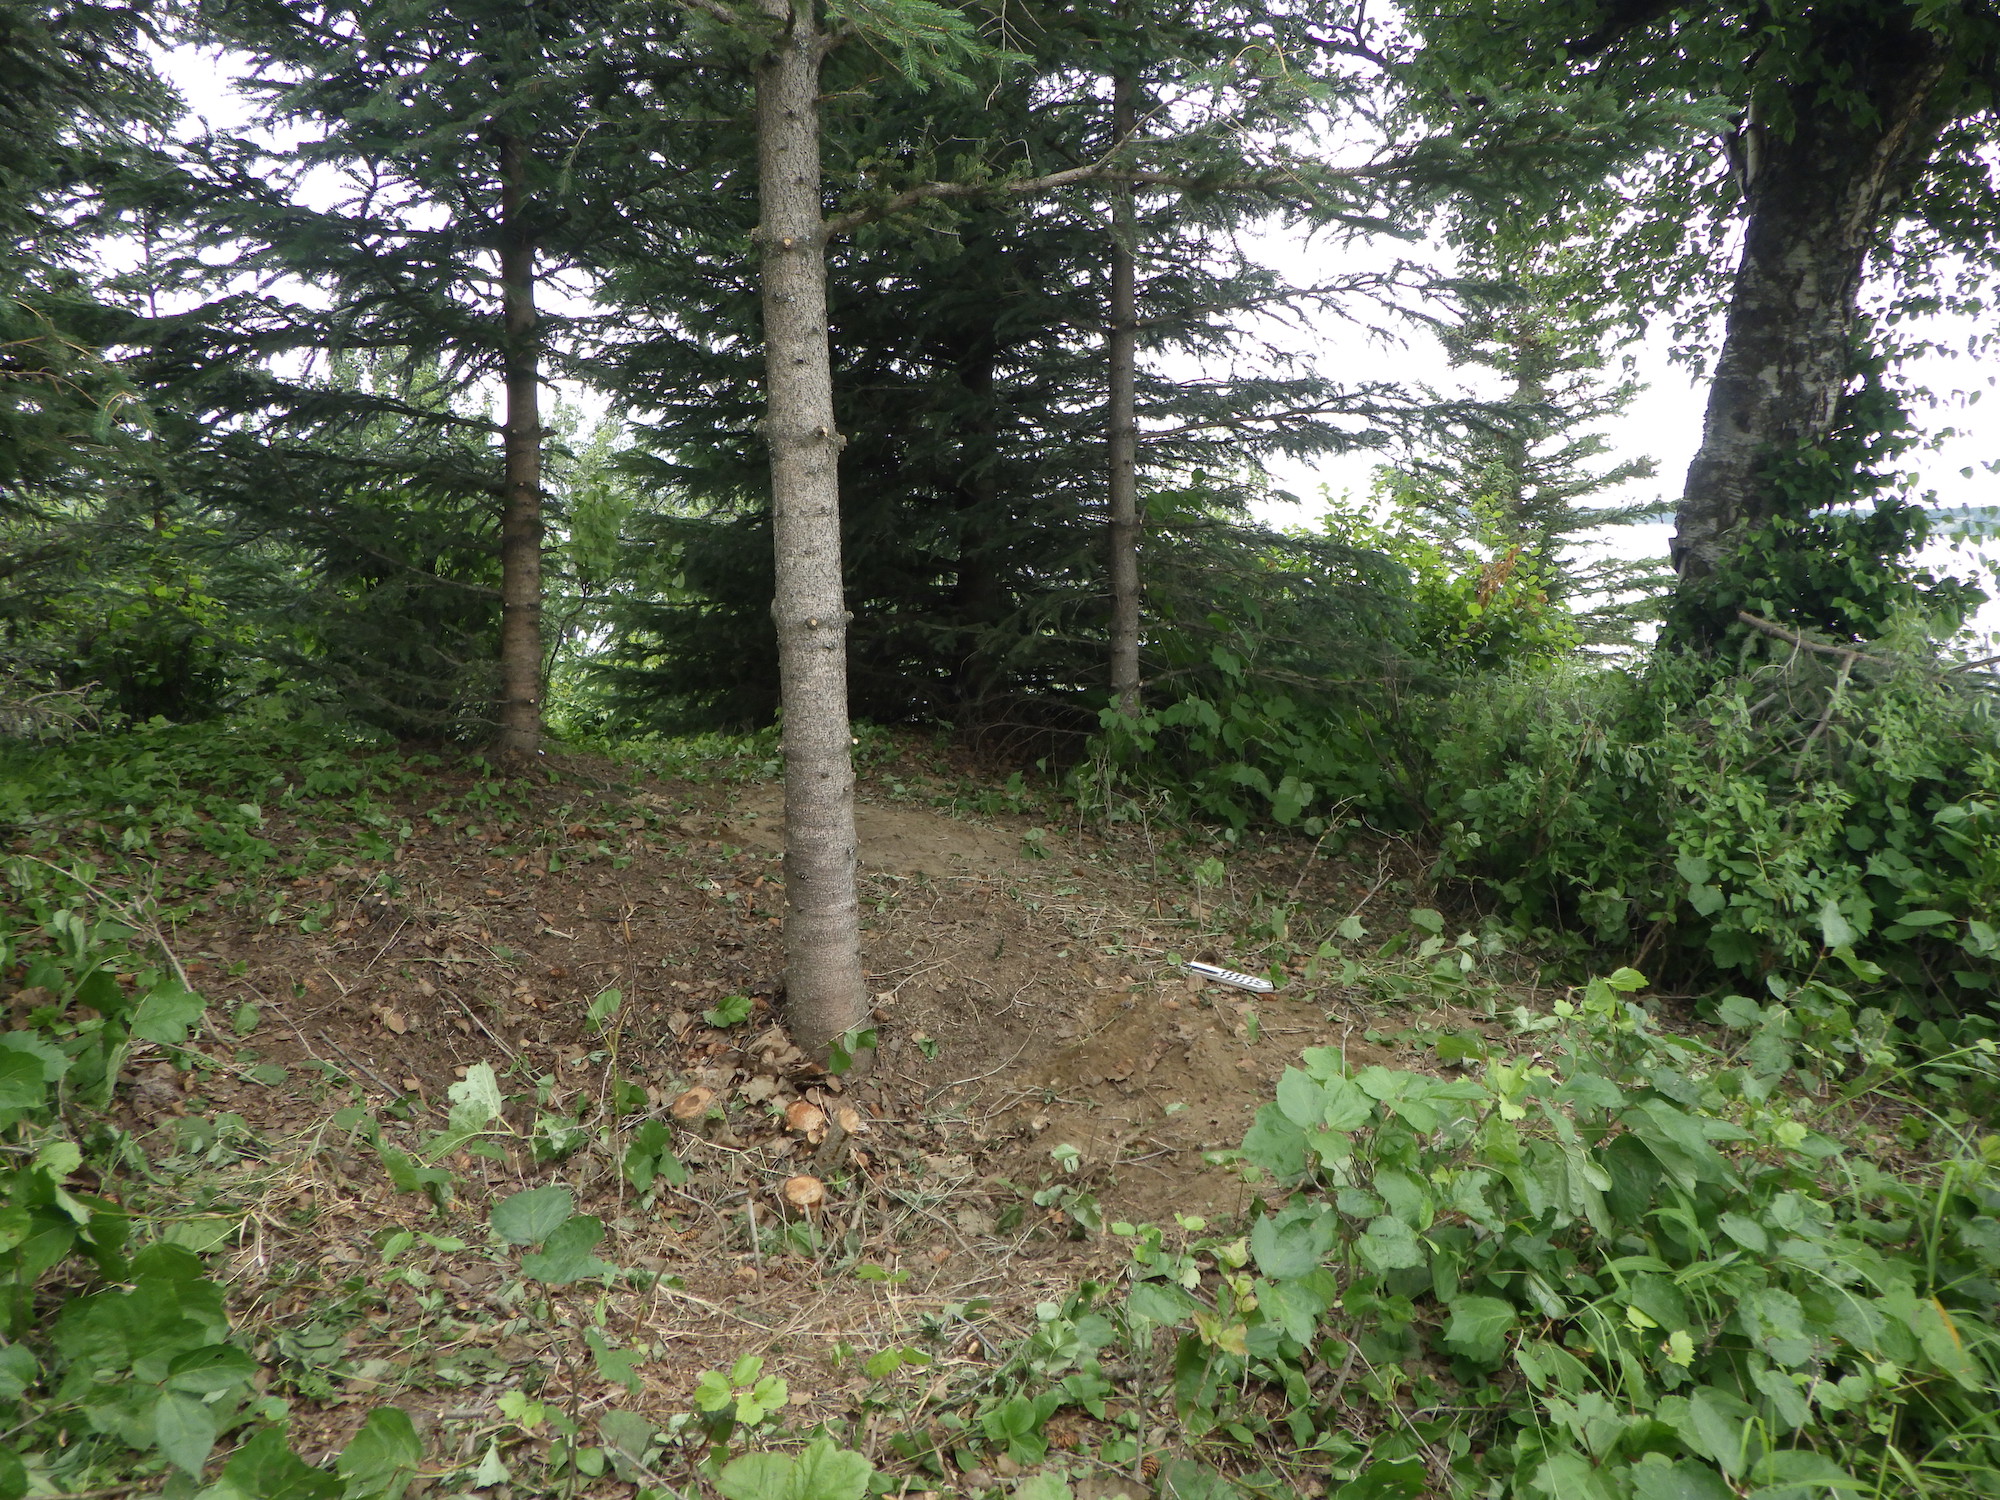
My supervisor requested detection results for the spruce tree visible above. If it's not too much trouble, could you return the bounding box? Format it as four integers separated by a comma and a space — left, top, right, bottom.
187, 0, 643, 749
1379, 241, 1667, 646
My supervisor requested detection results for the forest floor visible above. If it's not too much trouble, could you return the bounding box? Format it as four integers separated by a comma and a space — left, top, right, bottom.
56, 732, 1533, 1495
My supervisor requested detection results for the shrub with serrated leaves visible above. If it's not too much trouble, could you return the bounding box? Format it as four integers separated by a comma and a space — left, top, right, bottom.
1080, 526, 1425, 834
1123, 970, 2000, 1497
1429, 642, 2000, 1025
0, 867, 418, 1496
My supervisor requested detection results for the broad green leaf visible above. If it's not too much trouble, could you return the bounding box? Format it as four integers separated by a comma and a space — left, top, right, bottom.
155, 1389, 218, 1474
166, 1343, 257, 1395
1127, 1281, 1200, 1327
718, 1453, 794, 1500
1319, 1075, 1376, 1130
1330, 1459, 1425, 1500
1556, 1073, 1624, 1111
1262, 1274, 1332, 1346
1014, 1475, 1074, 1500
1274, 1069, 1323, 1129
597, 1408, 658, 1467
0, 1346, 35, 1402
471, 1443, 510, 1488
131, 980, 206, 1045
1714, 995, 1763, 1030
1816, 899, 1858, 949
446, 1063, 504, 1122
1683, 1386, 1758, 1477
1298, 1046, 1346, 1081
1372, 1168, 1433, 1230
1442, 1293, 1517, 1364
337, 1407, 422, 1500
1516, 1337, 1592, 1393
0, 1030, 68, 1081
586, 1328, 643, 1394
1744, 1450, 1866, 1493
1714, 1212, 1769, 1253
164, 1216, 238, 1254
1527, 1452, 1619, 1500
519, 1214, 610, 1285
1737, 1288, 1812, 1368
490, 1186, 574, 1246
1621, 1100, 1730, 1189
1249, 1207, 1337, 1279
1239, 1103, 1307, 1181
1628, 1457, 1733, 1500
1673, 855, 1712, 886
1687, 883, 1726, 917
1355, 1216, 1425, 1273
0, 1053, 43, 1113
1158, 1457, 1242, 1500
718, 1440, 873, 1500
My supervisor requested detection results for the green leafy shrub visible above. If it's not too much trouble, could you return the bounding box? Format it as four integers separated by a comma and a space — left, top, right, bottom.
1319, 490, 1582, 675
1082, 526, 1424, 833
1082, 499, 1581, 837
1127, 971, 2000, 1496
1087, 673, 1399, 835
1430, 644, 2000, 1018
0, 876, 416, 1496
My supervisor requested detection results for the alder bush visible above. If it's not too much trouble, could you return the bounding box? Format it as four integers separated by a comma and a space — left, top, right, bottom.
1429, 640, 2000, 1026
1123, 971, 2000, 1496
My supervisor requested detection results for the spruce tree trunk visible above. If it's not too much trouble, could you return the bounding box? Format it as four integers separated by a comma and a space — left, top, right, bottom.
1105, 72, 1142, 716
951, 339, 1003, 721
1671, 22, 1948, 625
756, 0, 868, 1059
494, 132, 544, 756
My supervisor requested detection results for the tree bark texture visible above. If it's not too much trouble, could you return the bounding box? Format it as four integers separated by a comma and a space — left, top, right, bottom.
1672, 20, 1949, 593
1106, 71, 1142, 716
756, 0, 868, 1058
494, 132, 545, 756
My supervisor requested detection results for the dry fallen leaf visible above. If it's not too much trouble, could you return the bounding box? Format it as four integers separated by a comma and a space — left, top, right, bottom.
781, 1175, 826, 1212
377, 1008, 408, 1035
670, 1086, 715, 1121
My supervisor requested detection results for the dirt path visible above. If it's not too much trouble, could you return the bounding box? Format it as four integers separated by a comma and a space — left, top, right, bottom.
115, 745, 1453, 1478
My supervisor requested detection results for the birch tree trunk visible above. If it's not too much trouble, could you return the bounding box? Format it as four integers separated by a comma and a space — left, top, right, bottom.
756, 0, 868, 1058
1671, 22, 1948, 636
1105, 71, 1142, 716
494, 131, 545, 756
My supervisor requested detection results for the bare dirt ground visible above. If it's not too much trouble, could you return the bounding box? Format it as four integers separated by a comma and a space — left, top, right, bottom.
113, 740, 1479, 1486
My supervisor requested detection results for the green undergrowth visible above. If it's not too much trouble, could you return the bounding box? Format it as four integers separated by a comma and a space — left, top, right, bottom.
925, 971, 2000, 1499
0, 869, 424, 1498
13, 721, 2000, 1498
1432, 647, 2000, 1031
600, 964, 2000, 1500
